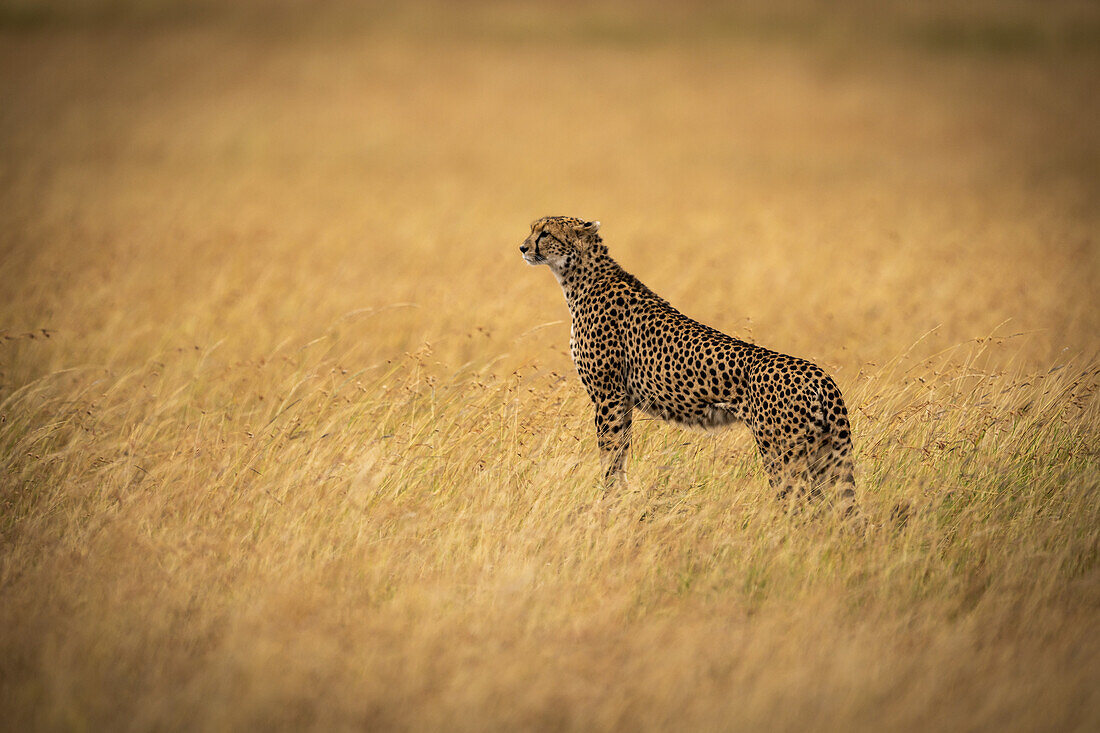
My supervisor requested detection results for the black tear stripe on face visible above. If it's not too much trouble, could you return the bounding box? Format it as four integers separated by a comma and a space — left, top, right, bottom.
535, 230, 553, 258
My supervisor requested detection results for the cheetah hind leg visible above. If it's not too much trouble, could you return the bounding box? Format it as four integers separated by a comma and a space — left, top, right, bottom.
764, 432, 858, 522
761, 442, 822, 517
808, 430, 859, 522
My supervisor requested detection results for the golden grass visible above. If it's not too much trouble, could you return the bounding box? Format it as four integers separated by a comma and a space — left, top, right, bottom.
1, 2, 1099, 730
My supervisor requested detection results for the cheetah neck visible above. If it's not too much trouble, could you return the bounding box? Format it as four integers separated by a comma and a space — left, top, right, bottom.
555, 253, 663, 317
557, 254, 613, 307
560, 252, 666, 309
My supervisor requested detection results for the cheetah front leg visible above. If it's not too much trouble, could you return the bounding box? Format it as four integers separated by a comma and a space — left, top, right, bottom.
590, 390, 633, 487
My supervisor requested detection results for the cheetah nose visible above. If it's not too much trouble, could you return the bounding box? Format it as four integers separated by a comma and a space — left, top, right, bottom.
519, 245, 529, 254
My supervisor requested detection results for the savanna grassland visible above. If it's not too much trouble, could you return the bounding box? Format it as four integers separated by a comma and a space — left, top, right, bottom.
1, 1, 1099, 730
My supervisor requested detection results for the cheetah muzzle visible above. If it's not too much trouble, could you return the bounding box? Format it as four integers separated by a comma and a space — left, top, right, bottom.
520, 216, 857, 517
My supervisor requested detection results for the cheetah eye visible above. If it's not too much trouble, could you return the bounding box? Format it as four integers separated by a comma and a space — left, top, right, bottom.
537, 231, 549, 241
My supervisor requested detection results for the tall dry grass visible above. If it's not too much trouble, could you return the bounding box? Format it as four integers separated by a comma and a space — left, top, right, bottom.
1, 1, 1099, 730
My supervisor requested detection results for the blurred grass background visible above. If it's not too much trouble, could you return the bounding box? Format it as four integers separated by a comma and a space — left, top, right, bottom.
1, 1, 1098, 730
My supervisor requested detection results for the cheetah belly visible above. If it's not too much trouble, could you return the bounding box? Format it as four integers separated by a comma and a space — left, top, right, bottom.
626, 375, 745, 429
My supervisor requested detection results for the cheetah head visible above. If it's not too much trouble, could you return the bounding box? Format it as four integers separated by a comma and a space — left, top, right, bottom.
520, 216, 601, 275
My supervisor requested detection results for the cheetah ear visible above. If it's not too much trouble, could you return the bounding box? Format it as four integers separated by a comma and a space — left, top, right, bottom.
577, 220, 600, 238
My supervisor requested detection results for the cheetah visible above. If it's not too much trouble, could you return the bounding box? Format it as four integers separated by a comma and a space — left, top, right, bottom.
520, 216, 857, 515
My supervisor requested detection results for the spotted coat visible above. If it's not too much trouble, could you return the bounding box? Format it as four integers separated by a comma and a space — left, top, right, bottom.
521, 216, 856, 513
